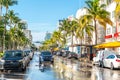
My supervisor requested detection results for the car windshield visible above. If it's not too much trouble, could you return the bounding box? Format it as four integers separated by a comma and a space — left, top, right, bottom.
70, 52, 76, 54
116, 55, 120, 58
41, 52, 51, 55
4, 51, 23, 58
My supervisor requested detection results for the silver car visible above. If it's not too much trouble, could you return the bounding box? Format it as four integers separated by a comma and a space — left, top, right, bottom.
102, 54, 120, 70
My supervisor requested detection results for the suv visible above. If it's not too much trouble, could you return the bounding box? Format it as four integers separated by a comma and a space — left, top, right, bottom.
0, 50, 27, 71
39, 51, 53, 64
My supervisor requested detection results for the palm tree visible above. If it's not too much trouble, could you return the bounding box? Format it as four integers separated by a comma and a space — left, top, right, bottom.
7, 10, 18, 28
114, 0, 120, 14
3, 0, 17, 14
76, 15, 94, 44
0, 0, 4, 16
59, 19, 70, 37
0, 18, 4, 52
85, 0, 113, 45
2, 0, 18, 52
18, 21, 27, 30
59, 18, 78, 51
76, 15, 94, 55
52, 30, 66, 48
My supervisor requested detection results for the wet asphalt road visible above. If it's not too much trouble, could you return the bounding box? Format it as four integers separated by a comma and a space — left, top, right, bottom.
0, 51, 120, 80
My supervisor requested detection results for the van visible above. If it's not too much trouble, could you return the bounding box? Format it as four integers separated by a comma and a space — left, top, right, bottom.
93, 50, 114, 66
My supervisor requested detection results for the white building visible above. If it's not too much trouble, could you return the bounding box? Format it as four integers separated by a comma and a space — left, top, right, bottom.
102, 0, 120, 53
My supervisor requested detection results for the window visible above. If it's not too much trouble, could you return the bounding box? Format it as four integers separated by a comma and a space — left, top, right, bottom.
106, 28, 111, 34
112, 26, 116, 34
107, 55, 115, 59
112, 11, 115, 18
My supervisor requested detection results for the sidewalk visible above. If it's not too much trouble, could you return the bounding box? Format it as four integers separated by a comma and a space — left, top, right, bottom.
78, 57, 93, 68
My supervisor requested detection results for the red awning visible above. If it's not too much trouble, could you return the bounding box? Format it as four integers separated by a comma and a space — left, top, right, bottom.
114, 32, 120, 37
105, 35, 112, 39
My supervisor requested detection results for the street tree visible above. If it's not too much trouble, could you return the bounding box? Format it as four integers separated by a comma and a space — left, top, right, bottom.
85, 0, 113, 45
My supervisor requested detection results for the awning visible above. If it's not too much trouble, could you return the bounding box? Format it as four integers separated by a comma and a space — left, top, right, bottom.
53, 48, 59, 51
94, 41, 120, 48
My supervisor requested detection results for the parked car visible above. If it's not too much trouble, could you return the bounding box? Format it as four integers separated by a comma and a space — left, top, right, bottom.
62, 51, 70, 57
102, 54, 120, 70
0, 50, 28, 71
56, 51, 63, 56
39, 51, 53, 64
67, 52, 78, 59
24, 49, 33, 60
93, 50, 113, 66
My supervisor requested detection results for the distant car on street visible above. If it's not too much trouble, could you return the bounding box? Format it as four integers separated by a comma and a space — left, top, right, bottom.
39, 51, 53, 65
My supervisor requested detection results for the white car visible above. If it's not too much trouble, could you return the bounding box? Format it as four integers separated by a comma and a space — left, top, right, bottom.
93, 50, 115, 66
102, 54, 120, 70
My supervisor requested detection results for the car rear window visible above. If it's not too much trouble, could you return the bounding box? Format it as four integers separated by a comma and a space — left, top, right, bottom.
41, 52, 51, 55
4, 51, 23, 58
116, 55, 120, 58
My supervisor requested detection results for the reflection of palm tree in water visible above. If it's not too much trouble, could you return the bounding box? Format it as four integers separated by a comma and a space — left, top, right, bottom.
66, 59, 73, 80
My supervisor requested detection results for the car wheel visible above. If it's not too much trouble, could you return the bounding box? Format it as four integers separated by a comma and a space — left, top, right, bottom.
20, 63, 26, 71
111, 63, 114, 70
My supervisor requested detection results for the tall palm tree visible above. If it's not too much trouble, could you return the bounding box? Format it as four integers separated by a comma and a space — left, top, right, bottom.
85, 0, 113, 45
3, 0, 17, 14
59, 19, 78, 51
2, 0, 17, 52
76, 15, 94, 44
18, 21, 27, 30
59, 19, 70, 37
52, 30, 66, 48
0, 0, 4, 16
75, 15, 94, 55
7, 10, 18, 28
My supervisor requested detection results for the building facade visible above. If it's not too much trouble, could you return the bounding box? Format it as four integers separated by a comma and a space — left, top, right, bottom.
44, 32, 52, 40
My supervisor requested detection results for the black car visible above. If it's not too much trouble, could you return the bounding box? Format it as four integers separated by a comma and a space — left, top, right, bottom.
39, 51, 53, 64
1, 50, 27, 71
67, 52, 78, 59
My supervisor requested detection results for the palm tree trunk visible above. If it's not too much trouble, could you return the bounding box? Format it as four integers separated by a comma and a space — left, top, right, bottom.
0, 5, 2, 16
3, 8, 8, 52
94, 19, 97, 45
3, 24, 6, 52
71, 32, 74, 52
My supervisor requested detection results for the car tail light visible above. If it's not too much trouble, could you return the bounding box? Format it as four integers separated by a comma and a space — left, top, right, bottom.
116, 59, 120, 62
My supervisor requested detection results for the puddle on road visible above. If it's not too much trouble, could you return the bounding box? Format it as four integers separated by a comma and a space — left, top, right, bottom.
53, 57, 92, 80
53, 56, 120, 80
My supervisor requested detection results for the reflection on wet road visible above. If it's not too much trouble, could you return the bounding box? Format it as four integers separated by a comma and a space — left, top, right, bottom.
54, 56, 120, 80
0, 70, 25, 80
0, 51, 120, 80
25, 52, 57, 80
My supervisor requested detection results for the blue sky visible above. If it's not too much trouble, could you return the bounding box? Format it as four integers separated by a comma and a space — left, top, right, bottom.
10, 0, 85, 41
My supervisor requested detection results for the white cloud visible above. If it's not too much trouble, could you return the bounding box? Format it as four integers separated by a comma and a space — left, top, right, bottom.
28, 22, 58, 42
31, 32, 46, 41
28, 22, 57, 32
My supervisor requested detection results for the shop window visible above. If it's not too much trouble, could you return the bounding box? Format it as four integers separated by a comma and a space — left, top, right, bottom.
112, 26, 116, 34
107, 28, 111, 34
112, 11, 115, 18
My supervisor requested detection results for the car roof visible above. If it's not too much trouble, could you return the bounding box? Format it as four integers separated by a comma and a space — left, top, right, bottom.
5, 50, 23, 52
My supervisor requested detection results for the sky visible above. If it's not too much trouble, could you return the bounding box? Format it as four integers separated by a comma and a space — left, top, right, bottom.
10, 0, 85, 42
